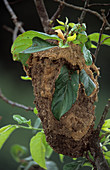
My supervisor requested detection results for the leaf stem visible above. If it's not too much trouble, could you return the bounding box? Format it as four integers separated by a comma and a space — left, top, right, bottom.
18, 125, 42, 131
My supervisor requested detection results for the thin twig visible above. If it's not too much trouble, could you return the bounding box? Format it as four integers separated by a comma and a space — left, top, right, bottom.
97, 99, 110, 134
34, 0, 50, 33
0, 89, 34, 112
54, 0, 110, 28
88, 3, 110, 7
79, 0, 90, 24
3, 25, 13, 33
50, 0, 65, 26
3, 0, 25, 33
94, 10, 106, 62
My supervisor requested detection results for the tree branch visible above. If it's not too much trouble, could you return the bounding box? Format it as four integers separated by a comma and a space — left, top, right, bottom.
34, 0, 51, 33
79, 0, 90, 24
3, 0, 25, 33
90, 140, 110, 170
94, 10, 106, 62
88, 3, 110, 7
54, 0, 110, 28
50, 1, 65, 26
0, 89, 34, 112
97, 99, 110, 134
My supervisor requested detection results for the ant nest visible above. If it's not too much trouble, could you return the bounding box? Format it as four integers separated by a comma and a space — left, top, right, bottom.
24, 44, 99, 157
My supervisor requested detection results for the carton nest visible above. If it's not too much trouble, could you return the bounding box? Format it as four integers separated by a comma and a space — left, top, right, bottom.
24, 44, 99, 157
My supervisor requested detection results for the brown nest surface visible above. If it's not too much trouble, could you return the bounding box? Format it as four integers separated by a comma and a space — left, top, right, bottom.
24, 44, 99, 157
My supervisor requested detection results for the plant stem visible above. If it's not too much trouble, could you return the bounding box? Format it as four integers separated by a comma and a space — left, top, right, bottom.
79, 0, 90, 24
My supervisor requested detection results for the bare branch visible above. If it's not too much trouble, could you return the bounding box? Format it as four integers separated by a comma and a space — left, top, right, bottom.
90, 139, 110, 170
94, 10, 106, 62
3, 25, 13, 33
50, 1, 65, 26
0, 89, 34, 112
34, 0, 50, 33
3, 0, 25, 33
88, 3, 110, 7
97, 99, 110, 134
54, 0, 110, 28
79, 0, 90, 24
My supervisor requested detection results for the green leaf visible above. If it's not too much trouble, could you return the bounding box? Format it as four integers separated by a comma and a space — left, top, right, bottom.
77, 34, 88, 44
52, 26, 65, 31
59, 40, 69, 48
79, 69, 96, 96
51, 65, 79, 120
104, 151, 110, 166
83, 45, 92, 65
33, 118, 41, 134
69, 23, 75, 28
34, 107, 38, 115
13, 115, 31, 127
21, 76, 31, 80
63, 158, 85, 170
0, 125, 17, 149
85, 38, 92, 49
59, 154, 64, 163
83, 161, 93, 168
30, 132, 47, 169
65, 17, 69, 26
102, 119, 110, 132
45, 144, 53, 159
11, 30, 60, 61
91, 43, 97, 49
19, 53, 31, 66
10, 144, 27, 162
88, 33, 110, 46
22, 37, 56, 54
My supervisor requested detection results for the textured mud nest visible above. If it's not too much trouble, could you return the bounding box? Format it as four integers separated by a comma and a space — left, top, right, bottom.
24, 44, 99, 157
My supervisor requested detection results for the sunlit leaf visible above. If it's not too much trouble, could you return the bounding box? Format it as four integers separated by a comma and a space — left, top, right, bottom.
21, 76, 31, 80
51, 65, 79, 120
56, 19, 64, 25
79, 69, 96, 96
34, 107, 38, 115
11, 30, 60, 61
67, 34, 76, 42
69, 23, 75, 28
13, 115, 31, 127
102, 119, 110, 132
59, 154, 64, 163
30, 132, 47, 169
88, 33, 110, 46
0, 125, 17, 149
52, 26, 65, 31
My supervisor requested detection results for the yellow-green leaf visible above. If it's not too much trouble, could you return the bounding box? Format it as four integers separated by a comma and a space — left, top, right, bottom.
30, 132, 47, 169
67, 34, 76, 42
56, 19, 64, 25
0, 125, 17, 149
